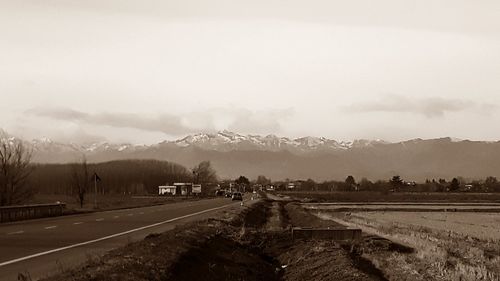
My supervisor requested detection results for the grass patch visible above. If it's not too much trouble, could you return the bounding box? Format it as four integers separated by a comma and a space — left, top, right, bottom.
318, 211, 500, 280
25, 193, 203, 213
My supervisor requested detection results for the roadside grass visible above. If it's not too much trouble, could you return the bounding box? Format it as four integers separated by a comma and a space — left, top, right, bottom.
25, 193, 204, 213
317, 211, 500, 281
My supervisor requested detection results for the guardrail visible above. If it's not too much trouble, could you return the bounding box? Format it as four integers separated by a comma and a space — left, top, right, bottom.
0, 203, 66, 223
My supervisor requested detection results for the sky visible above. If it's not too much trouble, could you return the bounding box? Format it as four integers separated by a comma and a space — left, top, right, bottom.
1, 0, 499, 144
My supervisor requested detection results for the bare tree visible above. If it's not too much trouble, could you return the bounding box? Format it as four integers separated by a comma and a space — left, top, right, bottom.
192, 161, 217, 184
255, 175, 271, 186
72, 157, 90, 208
0, 134, 33, 206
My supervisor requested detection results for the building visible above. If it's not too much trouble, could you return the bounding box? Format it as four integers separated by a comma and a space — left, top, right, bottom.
219, 181, 236, 192
287, 181, 303, 190
158, 185, 176, 195
192, 184, 202, 194
159, 183, 194, 196
173, 183, 193, 195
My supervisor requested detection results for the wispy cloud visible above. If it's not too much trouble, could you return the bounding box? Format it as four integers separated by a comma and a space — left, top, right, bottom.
184, 107, 295, 135
343, 95, 496, 118
25, 106, 294, 137
26, 107, 194, 135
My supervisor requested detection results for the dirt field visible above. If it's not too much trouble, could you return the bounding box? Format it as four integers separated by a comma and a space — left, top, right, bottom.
316, 210, 500, 280
281, 191, 500, 203
351, 212, 500, 240
303, 203, 500, 213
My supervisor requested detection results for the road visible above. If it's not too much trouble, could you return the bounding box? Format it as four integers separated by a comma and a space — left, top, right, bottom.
0, 197, 241, 281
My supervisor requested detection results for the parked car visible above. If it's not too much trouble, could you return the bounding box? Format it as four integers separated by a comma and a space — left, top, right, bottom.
231, 192, 243, 201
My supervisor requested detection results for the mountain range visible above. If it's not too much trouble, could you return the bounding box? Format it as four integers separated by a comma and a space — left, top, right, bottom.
3, 130, 500, 181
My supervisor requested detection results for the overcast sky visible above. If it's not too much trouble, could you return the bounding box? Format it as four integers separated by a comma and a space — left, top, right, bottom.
1, 0, 499, 144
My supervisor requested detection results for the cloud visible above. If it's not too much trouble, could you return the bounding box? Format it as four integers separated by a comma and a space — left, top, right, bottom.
344, 95, 495, 118
27, 107, 89, 120
27, 107, 196, 135
227, 108, 294, 134
183, 107, 294, 135
25, 106, 295, 137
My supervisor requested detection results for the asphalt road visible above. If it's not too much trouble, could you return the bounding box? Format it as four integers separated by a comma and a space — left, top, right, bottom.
0, 197, 241, 281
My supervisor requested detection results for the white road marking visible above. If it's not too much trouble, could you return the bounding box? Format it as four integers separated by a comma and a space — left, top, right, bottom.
7, 231, 24, 235
44, 226, 57, 230
113, 216, 119, 219
139, 212, 144, 215
73, 222, 83, 225
95, 218, 104, 222
127, 213, 133, 216
0, 202, 235, 267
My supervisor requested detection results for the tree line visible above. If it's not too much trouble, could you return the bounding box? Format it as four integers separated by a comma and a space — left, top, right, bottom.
265, 175, 500, 193
30, 159, 194, 195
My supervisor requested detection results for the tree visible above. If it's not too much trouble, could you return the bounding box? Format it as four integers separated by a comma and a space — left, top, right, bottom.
390, 175, 403, 190
345, 175, 357, 191
484, 176, 500, 192
72, 157, 90, 208
302, 178, 317, 191
373, 180, 391, 193
449, 177, 460, 191
255, 175, 271, 186
359, 178, 373, 191
0, 134, 33, 206
235, 175, 250, 186
192, 161, 217, 184
345, 175, 356, 185
235, 175, 250, 192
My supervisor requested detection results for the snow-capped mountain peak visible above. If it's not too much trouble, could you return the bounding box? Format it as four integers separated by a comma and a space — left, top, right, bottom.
168, 131, 376, 152
1, 129, 394, 159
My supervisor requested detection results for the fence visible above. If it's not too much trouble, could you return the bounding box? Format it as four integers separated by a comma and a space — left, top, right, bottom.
0, 203, 66, 223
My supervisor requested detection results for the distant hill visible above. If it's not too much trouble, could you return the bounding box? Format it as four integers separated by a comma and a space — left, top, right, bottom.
3, 130, 500, 181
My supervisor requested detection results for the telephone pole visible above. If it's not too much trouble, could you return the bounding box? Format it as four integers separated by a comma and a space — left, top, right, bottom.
94, 175, 97, 208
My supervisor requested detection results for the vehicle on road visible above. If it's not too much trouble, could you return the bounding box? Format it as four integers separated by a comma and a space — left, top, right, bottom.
232, 192, 243, 201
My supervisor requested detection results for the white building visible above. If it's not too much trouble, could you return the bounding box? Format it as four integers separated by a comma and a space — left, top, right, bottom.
192, 184, 202, 194
159, 185, 176, 195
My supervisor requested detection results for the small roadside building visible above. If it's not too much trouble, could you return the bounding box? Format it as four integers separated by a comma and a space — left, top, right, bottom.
287, 181, 302, 190
159, 185, 176, 195
159, 183, 208, 196
173, 183, 192, 195
192, 184, 202, 194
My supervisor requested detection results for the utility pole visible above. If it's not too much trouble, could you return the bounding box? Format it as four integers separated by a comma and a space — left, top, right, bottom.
93, 172, 101, 209
94, 175, 97, 209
